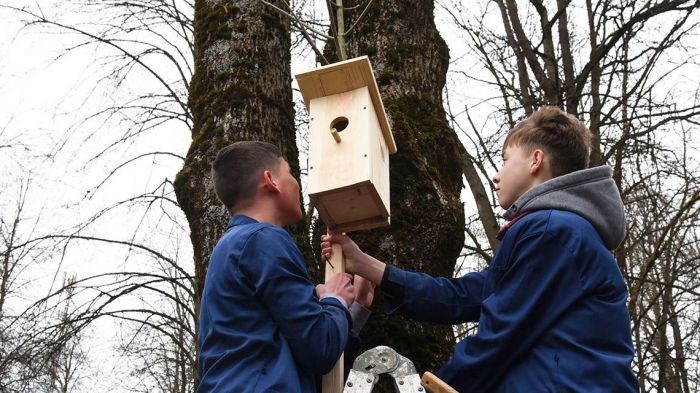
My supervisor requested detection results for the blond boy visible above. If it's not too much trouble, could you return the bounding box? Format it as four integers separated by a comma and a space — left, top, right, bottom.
323, 107, 638, 392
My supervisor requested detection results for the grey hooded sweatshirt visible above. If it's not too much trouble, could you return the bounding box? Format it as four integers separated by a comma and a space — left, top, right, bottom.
503, 165, 626, 250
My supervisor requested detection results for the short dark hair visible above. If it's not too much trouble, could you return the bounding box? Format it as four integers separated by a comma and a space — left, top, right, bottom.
211, 141, 283, 214
504, 106, 593, 177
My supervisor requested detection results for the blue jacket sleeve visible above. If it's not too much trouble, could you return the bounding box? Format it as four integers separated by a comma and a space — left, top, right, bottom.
238, 227, 351, 375
435, 231, 585, 392
383, 266, 487, 324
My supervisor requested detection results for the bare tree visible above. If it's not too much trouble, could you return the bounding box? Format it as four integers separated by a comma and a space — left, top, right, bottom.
1, 1, 197, 390
0, 179, 40, 392
0, 183, 91, 392
40, 275, 89, 393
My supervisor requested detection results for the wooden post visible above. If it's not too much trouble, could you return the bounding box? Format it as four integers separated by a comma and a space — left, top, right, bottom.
295, 57, 396, 393
322, 242, 346, 393
421, 372, 458, 393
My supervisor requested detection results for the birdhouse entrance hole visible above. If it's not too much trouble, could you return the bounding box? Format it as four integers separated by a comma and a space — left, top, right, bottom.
331, 117, 349, 132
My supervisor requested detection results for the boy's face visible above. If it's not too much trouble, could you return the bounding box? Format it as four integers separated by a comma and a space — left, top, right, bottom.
275, 159, 304, 226
493, 144, 536, 210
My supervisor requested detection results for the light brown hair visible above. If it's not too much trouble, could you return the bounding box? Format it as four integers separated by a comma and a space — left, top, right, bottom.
504, 106, 593, 177
211, 141, 283, 214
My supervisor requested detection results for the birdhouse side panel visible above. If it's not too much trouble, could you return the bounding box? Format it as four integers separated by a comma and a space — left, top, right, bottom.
311, 183, 389, 232
307, 88, 372, 195
366, 101, 391, 217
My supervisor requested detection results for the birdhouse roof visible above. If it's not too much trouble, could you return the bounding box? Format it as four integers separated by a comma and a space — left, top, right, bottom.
295, 56, 397, 154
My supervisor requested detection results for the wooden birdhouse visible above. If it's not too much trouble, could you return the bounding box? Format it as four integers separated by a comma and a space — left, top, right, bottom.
296, 56, 397, 233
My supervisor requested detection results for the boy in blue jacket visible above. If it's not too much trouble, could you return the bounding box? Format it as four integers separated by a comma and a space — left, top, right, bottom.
322, 107, 639, 392
198, 141, 373, 393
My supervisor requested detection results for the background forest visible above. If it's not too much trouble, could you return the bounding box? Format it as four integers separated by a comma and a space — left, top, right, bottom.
0, 1, 699, 392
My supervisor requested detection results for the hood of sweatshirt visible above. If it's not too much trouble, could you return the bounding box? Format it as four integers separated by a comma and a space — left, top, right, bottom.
502, 165, 626, 250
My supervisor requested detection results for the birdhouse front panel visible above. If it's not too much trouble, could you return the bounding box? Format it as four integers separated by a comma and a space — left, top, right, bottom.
307, 86, 390, 232
295, 56, 396, 233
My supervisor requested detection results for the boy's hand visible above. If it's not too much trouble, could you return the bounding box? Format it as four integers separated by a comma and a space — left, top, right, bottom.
321, 234, 387, 285
321, 233, 363, 272
354, 275, 376, 308
316, 272, 355, 307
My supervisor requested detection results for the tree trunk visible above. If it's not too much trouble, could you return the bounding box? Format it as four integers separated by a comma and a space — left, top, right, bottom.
174, 0, 306, 387
322, 0, 465, 375
586, 0, 603, 166
458, 143, 500, 252
662, 258, 684, 393
669, 295, 691, 393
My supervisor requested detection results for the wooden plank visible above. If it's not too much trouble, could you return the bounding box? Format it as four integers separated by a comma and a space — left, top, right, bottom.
295, 56, 396, 154
365, 95, 391, 215
307, 88, 371, 196
363, 63, 396, 154
321, 356, 344, 393
421, 372, 458, 393
306, 87, 391, 233
320, 185, 379, 223
328, 215, 389, 233
322, 243, 346, 393
310, 181, 390, 233
324, 243, 345, 280
296, 57, 370, 104
318, 69, 350, 96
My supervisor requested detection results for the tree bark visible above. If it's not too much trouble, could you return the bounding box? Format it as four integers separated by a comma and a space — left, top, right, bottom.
661, 259, 683, 393
174, 0, 306, 386
585, 0, 603, 166
493, 0, 534, 115
457, 143, 500, 251
556, 0, 576, 114
501, 0, 556, 104
669, 293, 691, 393
321, 0, 466, 375
530, 0, 560, 106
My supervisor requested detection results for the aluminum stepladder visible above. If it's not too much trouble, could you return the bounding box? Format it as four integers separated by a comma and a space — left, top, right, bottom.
342, 346, 457, 393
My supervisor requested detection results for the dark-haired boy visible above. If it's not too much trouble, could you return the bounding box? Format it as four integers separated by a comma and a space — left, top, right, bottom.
198, 141, 372, 393
322, 107, 639, 392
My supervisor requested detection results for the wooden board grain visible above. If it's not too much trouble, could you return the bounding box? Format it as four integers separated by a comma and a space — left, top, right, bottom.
295, 56, 396, 153
321, 244, 346, 393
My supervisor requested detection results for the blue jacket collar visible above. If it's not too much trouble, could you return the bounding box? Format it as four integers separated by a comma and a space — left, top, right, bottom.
227, 215, 258, 230
496, 211, 531, 240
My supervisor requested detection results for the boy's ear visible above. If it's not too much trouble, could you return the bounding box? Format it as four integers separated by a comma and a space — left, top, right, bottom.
530, 149, 546, 174
262, 170, 281, 194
